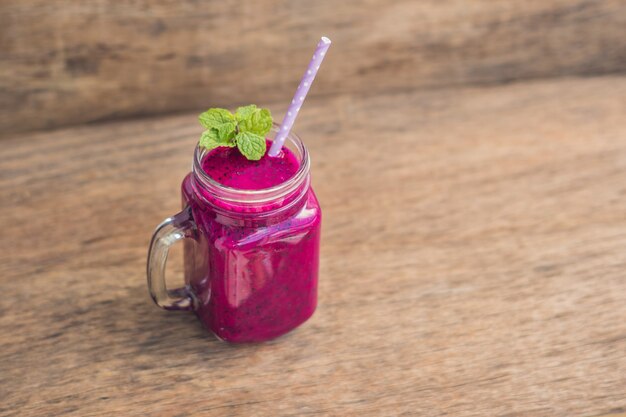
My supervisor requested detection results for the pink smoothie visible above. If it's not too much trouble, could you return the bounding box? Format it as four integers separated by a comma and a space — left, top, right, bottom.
201, 140, 300, 189
182, 141, 321, 343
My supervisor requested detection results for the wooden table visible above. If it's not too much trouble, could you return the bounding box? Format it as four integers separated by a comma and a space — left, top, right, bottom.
1, 77, 625, 416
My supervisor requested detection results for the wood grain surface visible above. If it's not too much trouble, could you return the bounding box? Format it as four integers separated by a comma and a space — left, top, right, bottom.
1, 0, 626, 135
1, 76, 626, 416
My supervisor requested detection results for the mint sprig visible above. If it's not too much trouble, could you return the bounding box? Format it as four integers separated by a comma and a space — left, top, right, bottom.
198, 105, 272, 160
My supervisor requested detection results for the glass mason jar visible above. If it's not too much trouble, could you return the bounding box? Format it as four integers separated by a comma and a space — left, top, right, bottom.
147, 126, 321, 343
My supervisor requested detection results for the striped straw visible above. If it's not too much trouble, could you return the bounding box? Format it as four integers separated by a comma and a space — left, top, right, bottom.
268, 36, 332, 157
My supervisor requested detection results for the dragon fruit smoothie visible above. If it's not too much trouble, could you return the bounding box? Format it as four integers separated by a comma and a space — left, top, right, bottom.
147, 38, 330, 344
181, 133, 321, 343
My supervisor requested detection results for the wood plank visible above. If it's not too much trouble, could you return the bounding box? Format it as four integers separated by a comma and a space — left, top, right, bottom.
1, 0, 625, 135
0, 76, 625, 416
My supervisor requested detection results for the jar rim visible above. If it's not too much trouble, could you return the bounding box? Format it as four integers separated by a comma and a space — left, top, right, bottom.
192, 124, 310, 205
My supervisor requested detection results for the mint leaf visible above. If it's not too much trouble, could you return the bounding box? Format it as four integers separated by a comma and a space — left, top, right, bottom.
198, 108, 235, 130
199, 128, 235, 151
235, 105, 258, 123
199, 129, 220, 150
235, 131, 266, 160
236, 106, 272, 136
217, 122, 236, 141
198, 108, 236, 150
197, 104, 272, 160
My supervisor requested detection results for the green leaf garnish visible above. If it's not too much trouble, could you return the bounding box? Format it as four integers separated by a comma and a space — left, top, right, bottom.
235, 131, 266, 161
234, 105, 258, 123
199, 128, 235, 151
236, 105, 272, 136
216, 122, 236, 142
198, 108, 235, 129
198, 105, 272, 160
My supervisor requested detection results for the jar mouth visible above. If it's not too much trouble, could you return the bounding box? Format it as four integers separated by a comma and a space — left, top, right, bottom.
192, 124, 310, 205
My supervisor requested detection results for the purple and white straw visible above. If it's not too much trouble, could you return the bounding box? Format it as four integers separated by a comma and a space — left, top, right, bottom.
268, 36, 332, 157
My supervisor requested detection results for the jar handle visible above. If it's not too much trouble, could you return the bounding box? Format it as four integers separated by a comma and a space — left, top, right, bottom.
147, 206, 196, 311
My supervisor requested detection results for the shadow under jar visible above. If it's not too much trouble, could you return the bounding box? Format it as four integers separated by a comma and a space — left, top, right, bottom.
147, 126, 321, 343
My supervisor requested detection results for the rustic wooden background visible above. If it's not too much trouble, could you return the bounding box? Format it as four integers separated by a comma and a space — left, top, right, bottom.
1, 76, 625, 416
1, 0, 625, 135
1, 0, 626, 415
